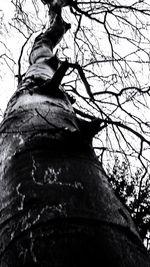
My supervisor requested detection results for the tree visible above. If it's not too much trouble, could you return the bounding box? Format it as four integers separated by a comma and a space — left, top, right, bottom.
107, 156, 150, 250
0, 0, 150, 266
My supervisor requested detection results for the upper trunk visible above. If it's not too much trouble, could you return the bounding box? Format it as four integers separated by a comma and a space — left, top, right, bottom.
0, 1, 149, 266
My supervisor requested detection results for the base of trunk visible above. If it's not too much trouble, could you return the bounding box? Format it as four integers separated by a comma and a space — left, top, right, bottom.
1, 219, 149, 267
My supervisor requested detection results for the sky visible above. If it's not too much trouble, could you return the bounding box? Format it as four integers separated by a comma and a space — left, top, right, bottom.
0, 1, 16, 114
0, 0, 47, 116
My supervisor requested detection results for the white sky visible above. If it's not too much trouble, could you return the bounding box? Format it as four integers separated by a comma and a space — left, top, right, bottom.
0, 2, 15, 113
0, 0, 46, 115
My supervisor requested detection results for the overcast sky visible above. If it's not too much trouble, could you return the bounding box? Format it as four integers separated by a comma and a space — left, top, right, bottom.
0, 1, 16, 115
0, 0, 46, 116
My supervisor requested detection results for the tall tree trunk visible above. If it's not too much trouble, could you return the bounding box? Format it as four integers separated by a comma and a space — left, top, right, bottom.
0, 1, 149, 266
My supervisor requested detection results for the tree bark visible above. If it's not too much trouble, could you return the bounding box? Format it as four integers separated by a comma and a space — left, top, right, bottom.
0, 1, 149, 266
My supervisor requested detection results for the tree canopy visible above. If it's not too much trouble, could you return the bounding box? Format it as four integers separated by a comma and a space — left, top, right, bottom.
107, 157, 150, 250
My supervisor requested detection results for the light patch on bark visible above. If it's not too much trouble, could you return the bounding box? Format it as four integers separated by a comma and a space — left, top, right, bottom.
25, 61, 55, 81
43, 166, 84, 189
18, 135, 24, 146
44, 167, 61, 184
40, 203, 67, 216
29, 45, 53, 65
31, 156, 43, 186
20, 249, 28, 265
11, 93, 49, 110
32, 204, 67, 225
10, 93, 74, 114
74, 182, 84, 190
32, 214, 41, 225
10, 231, 15, 241
30, 231, 37, 263
44, 169, 84, 189
22, 211, 32, 231
0, 142, 14, 179
16, 183, 26, 211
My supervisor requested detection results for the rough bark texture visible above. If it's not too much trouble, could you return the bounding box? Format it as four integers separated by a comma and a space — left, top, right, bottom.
0, 1, 149, 266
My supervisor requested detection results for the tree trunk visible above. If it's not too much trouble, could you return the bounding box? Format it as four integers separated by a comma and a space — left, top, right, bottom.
0, 2, 149, 266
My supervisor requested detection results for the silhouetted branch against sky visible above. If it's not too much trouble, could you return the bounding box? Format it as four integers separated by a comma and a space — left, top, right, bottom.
1, 0, 150, 174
